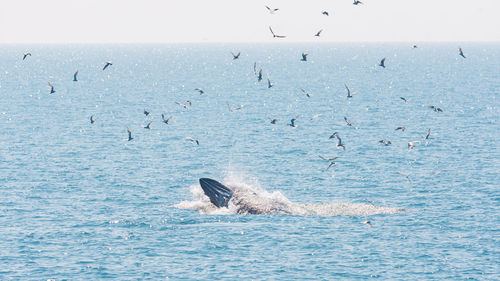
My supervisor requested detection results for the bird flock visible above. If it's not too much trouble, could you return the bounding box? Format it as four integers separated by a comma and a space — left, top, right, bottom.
19, 2, 469, 187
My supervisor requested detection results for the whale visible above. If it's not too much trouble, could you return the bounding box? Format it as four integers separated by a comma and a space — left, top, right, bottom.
199, 178, 292, 214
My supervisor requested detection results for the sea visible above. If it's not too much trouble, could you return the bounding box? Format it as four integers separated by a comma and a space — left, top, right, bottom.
0, 43, 498, 280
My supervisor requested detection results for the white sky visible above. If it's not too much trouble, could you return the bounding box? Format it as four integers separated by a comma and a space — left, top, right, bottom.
0, 0, 499, 43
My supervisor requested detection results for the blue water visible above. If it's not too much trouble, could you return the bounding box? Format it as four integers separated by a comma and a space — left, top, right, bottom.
0, 43, 498, 280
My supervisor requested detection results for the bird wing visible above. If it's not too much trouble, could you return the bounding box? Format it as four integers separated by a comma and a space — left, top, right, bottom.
269, 26, 275, 36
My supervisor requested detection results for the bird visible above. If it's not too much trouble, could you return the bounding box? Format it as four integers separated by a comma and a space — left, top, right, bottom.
353, 0, 363, 5
379, 58, 386, 68
22, 52, 31, 60
397, 172, 412, 184
143, 121, 152, 129
143, 108, 150, 116
300, 88, 313, 98
427, 105, 443, 112
314, 29, 323, 37
161, 114, 172, 124
126, 128, 133, 141
400, 97, 408, 104
425, 128, 431, 140
73, 70, 78, 82
231, 52, 241, 60
345, 84, 358, 98
270, 118, 280, 124
364, 199, 375, 206
257, 69, 263, 82
326, 161, 338, 171
90, 115, 96, 124
289, 117, 298, 128
378, 140, 392, 146
186, 137, 199, 146
269, 26, 286, 38
459, 47, 466, 58
194, 88, 205, 95
227, 103, 242, 112
48, 82, 55, 94
265, 5, 279, 14
301, 53, 308, 61
344, 116, 353, 126
408, 141, 419, 151
412, 45, 418, 49
318, 155, 339, 171
363, 221, 373, 228
175, 101, 190, 109
267, 79, 273, 88
322, 11, 329, 16
103, 61, 112, 70
335, 134, 346, 150
395, 127, 406, 132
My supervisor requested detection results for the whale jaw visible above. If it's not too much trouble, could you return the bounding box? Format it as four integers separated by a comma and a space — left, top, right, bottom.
199, 178, 233, 208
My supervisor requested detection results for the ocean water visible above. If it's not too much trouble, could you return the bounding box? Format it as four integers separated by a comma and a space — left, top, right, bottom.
0, 43, 498, 280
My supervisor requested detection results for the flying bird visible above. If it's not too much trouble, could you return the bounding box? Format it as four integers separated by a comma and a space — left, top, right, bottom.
319, 155, 339, 162
289, 117, 298, 128
397, 172, 412, 184
345, 84, 358, 98
400, 97, 408, 104
90, 115, 96, 124
301, 53, 308, 61
127, 128, 133, 141
322, 11, 329, 16
267, 79, 274, 88
257, 69, 263, 82
412, 45, 418, 49
227, 103, 242, 112
379, 58, 386, 68
270, 118, 280, 124
143, 121, 152, 129
48, 82, 55, 94
314, 29, 323, 37
269, 26, 286, 38
161, 114, 172, 124
143, 108, 150, 116
73, 70, 78, 82
353, 0, 363, 5
344, 116, 353, 126
194, 88, 205, 95
378, 140, 392, 146
335, 134, 346, 151
103, 61, 112, 70
300, 88, 313, 98
428, 105, 443, 112
408, 141, 419, 151
363, 221, 373, 228
22, 52, 31, 60
186, 137, 199, 146
265, 5, 279, 14
425, 128, 431, 140
395, 127, 406, 132
231, 52, 241, 60
459, 47, 466, 58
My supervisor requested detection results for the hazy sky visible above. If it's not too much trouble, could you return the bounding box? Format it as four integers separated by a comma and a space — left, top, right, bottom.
1, 0, 499, 43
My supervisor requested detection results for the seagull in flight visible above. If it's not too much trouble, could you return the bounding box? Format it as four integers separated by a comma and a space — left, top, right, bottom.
400, 97, 408, 104
363, 221, 373, 228
379, 58, 386, 68
257, 69, 263, 82
408, 141, 419, 151
345, 84, 358, 98
143, 108, 150, 116
353, 0, 363, 5
314, 29, 323, 37
378, 140, 392, 146
459, 47, 466, 58
175, 100, 192, 109
322, 11, 329, 16
127, 128, 133, 141
227, 103, 242, 112
194, 88, 205, 95
48, 82, 55, 94
269, 26, 286, 38
301, 53, 308, 61
289, 117, 298, 128
23, 52, 32, 60
344, 116, 353, 126
267, 79, 274, 88
270, 118, 280, 124
300, 88, 313, 98
186, 137, 199, 146
265, 5, 279, 14
318, 155, 339, 171
395, 126, 406, 132
397, 172, 412, 184
231, 52, 241, 60
428, 105, 443, 112
161, 114, 172, 124
425, 128, 431, 140
90, 115, 97, 124
103, 61, 112, 70
73, 70, 79, 82
412, 45, 418, 49
143, 121, 152, 129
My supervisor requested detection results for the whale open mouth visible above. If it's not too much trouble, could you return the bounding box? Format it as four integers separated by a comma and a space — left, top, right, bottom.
199, 178, 233, 208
